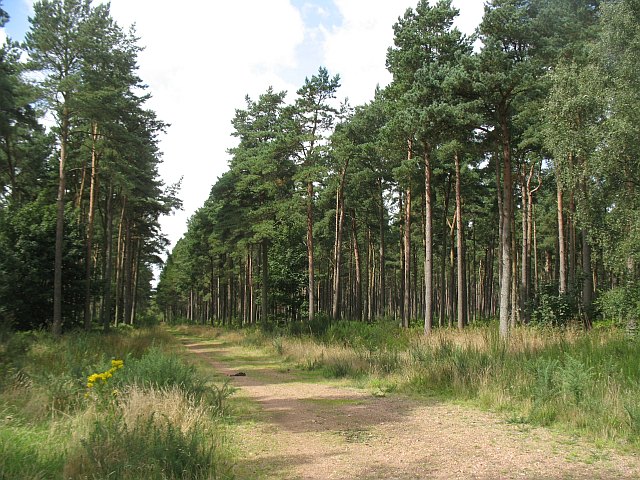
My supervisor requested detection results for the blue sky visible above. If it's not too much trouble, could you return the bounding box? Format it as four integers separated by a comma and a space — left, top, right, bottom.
2, 0, 30, 40
0, 0, 483, 252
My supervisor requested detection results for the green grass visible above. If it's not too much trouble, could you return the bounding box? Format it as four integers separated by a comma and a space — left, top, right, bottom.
0, 326, 235, 479
0, 422, 66, 479
211, 320, 640, 451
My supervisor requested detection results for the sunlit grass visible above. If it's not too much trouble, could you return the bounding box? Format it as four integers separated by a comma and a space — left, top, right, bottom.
197, 321, 640, 451
0, 326, 234, 479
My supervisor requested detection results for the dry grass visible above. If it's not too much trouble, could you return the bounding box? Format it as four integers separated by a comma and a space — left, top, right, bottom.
204, 323, 640, 449
119, 385, 214, 434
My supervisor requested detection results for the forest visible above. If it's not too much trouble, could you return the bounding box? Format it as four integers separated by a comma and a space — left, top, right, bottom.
4, 0, 640, 478
0, 0, 180, 333
157, 0, 639, 339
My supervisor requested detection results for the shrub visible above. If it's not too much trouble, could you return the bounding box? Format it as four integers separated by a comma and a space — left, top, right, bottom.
557, 354, 593, 405
323, 357, 353, 378
66, 384, 234, 479
531, 284, 574, 326
65, 415, 224, 480
115, 347, 207, 398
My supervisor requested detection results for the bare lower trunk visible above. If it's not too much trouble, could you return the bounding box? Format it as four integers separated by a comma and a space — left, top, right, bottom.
455, 152, 467, 329
580, 178, 593, 329
261, 239, 268, 325
440, 178, 452, 326
557, 175, 567, 295
84, 122, 99, 330
307, 181, 315, 322
123, 221, 133, 325
499, 117, 513, 339
53, 108, 69, 335
495, 153, 503, 295
581, 230, 593, 329
114, 199, 127, 326
352, 211, 363, 321
332, 163, 348, 320
569, 189, 577, 293
403, 186, 411, 329
101, 183, 114, 331
448, 212, 456, 327
520, 169, 528, 324
248, 247, 255, 324
378, 179, 386, 318
424, 148, 433, 334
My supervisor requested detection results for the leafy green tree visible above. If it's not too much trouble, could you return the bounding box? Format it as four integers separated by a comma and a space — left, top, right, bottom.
25, 0, 96, 333
229, 88, 297, 324
289, 67, 341, 322
475, 0, 544, 338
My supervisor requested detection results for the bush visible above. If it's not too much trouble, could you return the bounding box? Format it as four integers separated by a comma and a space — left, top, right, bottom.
65, 415, 226, 480
531, 284, 574, 326
596, 284, 640, 332
323, 358, 353, 378
325, 319, 408, 351
115, 347, 207, 398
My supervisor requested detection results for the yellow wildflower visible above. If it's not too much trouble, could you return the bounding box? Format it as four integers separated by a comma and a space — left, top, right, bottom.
111, 359, 124, 369
86, 359, 125, 396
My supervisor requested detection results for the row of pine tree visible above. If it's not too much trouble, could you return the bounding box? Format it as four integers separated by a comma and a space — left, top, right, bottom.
0, 0, 179, 332
157, 0, 640, 338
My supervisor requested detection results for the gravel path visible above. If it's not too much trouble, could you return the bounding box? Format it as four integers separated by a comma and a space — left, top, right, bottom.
182, 338, 640, 480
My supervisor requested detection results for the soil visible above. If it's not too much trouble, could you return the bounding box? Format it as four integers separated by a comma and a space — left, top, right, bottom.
182, 337, 640, 480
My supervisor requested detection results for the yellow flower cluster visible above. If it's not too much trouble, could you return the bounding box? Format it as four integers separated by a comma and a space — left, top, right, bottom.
87, 359, 124, 389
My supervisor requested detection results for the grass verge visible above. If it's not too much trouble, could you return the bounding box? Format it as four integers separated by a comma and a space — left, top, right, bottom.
0, 326, 234, 479
195, 320, 640, 452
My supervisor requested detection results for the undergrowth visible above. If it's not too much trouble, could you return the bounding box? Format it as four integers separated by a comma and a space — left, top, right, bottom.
0, 327, 234, 479
235, 319, 640, 450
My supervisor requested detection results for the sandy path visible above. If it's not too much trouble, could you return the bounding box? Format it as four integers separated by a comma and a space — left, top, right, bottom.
182, 338, 640, 480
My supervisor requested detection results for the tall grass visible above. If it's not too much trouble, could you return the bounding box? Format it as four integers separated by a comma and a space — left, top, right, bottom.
0, 327, 233, 479
240, 321, 640, 449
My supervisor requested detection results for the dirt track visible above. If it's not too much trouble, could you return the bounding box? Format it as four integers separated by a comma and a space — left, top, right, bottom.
182, 337, 640, 480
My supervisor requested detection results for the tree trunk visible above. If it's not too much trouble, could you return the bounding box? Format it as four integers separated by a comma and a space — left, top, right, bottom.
307, 181, 315, 323
114, 199, 127, 326
557, 173, 567, 295
351, 211, 362, 321
403, 185, 411, 329
84, 122, 99, 330
424, 147, 433, 334
378, 178, 386, 318
569, 189, 577, 293
455, 152, 467, 329
131, 238, 141, 324
581, 230, 593, 329
367, 228, 374, 322
123, 221, 133, 325
261, 239, 268, 325
53, 107, 70, 335
499, 115, 513, 339
495, 152, 503, 295
248, 247, 255, 324
511, 211, 518, 328
332, 162, 348, 320
101, 182, 114, 331
448, 211, 456, 327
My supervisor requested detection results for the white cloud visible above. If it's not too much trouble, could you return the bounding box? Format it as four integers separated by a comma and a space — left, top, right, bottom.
322, 0, 483, 108
103, 0, 305, 249
321, 1, 405, 107
9, 0, 484, 260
